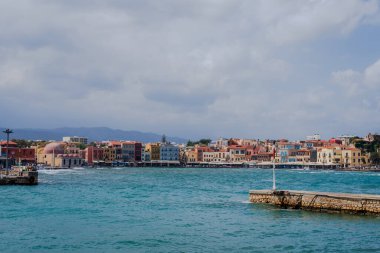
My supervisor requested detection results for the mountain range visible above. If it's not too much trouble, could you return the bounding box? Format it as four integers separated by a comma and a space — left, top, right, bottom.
0, 127, 188, 144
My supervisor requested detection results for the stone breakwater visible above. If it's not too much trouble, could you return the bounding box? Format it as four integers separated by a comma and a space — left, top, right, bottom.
249, 190, 380, 215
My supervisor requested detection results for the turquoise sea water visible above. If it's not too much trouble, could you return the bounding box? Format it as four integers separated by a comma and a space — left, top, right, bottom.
1, 167, 379, 252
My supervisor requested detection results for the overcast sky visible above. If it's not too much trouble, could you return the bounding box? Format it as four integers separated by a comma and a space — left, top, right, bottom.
1, 0, 380, 140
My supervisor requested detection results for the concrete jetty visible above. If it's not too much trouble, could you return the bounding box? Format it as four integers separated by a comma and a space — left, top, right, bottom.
0, 167, 38, 185
249, 190, 380, 215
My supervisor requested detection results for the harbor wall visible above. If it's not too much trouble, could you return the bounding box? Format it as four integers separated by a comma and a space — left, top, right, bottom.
249, 190, 380, 215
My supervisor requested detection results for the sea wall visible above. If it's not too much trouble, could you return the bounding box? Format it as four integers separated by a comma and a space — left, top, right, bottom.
249, 190, 380, 215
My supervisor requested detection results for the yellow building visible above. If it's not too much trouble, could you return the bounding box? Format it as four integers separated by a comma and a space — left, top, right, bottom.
145, 143, 160, 161
317, 148, 342, 165
37, 142, 82, 168
185, 149, 198, 162
295, 150, 311, 163
341, 148, 370, 168
203, 151, 230, 163
103, 147, 116, 162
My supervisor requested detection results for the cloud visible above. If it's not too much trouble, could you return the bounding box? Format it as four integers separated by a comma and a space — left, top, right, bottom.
0, 0, 379, 139
332, 59, 380, 95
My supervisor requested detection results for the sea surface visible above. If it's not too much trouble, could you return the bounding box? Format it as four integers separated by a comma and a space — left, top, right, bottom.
1, 167, 380, 252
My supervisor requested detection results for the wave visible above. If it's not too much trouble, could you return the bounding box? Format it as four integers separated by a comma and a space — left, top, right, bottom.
38, 167, 85, 175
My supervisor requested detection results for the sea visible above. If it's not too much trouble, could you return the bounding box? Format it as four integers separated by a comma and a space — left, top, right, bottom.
1, 167, 379, 252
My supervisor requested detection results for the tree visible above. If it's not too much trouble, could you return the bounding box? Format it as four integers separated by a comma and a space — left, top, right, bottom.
186, 139, 211, 147
76, 143, 87, 150
11, 139, 30, 148
161, 134, 167, 144
198, 139, 211, 146
370, 152, 380, 165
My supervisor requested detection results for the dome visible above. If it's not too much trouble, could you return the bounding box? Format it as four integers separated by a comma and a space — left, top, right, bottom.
43, 142, 65, 155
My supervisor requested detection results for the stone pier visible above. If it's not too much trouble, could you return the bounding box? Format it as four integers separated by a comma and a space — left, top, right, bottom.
249, 190, 380, 215
0, 171, 38, 185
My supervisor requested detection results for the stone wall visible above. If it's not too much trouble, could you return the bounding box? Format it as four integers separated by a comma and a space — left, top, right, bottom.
249, 190, 380, 215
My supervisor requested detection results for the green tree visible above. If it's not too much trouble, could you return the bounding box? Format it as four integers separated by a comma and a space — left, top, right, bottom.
198, 139, 212, 145
76, 143, 87, 150
370, 152, 380, 165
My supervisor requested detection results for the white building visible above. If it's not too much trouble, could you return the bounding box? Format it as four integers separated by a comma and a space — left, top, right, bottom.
306, 134, 321, 141
63, 136, 88, 145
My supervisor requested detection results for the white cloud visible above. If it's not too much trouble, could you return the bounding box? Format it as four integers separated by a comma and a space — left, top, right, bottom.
0, 0, 379, 139
364, 59, 380, 88
332, 59, 380, 95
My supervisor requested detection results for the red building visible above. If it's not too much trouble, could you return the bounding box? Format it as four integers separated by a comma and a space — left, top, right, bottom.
195, 146, 213, 162
0, 141, 36, 165
329, 138, 343, 145
134, 142, 142, 161
85, 146, 105, 165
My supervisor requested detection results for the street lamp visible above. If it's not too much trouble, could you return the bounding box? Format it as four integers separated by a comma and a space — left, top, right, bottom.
2, 129, 13, 172
272, 146, 276, 191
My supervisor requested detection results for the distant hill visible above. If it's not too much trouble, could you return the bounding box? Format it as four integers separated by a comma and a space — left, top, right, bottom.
0, 127, 188, 144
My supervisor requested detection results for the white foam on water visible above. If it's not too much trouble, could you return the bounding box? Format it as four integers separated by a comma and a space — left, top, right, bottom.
38, 168, 77, 175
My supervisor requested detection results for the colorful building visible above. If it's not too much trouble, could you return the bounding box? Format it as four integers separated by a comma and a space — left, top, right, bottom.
145, 143, 160, 161
0, 141, 36, 166
160, 143, 179, 161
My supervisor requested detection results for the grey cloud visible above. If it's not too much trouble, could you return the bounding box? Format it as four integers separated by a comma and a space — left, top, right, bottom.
0, 0, 379, 139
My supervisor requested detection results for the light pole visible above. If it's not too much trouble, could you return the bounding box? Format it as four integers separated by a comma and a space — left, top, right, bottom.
272, 146, 276, 191
3, 129, 13, 173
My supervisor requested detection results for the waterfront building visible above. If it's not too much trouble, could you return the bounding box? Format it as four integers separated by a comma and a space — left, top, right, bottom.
141, 145, 151, 162
195, 146, 213, 162
228, 145, 247, 162
251, 152, 273, 162
341, 148, 369, 168
203, 151, 229, 163
0, 141, 36, 166
65, 145, 81, 155
287, 150, 298, 163
184, 148, 197, 163
55, 154, 83, 168
302, 140, 325, 149
63, 136, 88, 145
317, 147, 343, 165
145, 143, 160, 161
103, 147, 116, 163
295, 149, 311, 163
39, 142, 84, 168
160, 143, 179, 161
277, 141, 302, 150
278, 148, 290, 163
202, 151, 215, 163
85, 146, 105, 165
121, 141, 142, 162
108, 141, 122, 161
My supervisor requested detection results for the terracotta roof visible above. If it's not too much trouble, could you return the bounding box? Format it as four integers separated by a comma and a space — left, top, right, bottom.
0, 141, 17, 146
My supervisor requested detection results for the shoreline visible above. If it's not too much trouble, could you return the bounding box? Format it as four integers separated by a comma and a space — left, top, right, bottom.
36, 164, 380, 172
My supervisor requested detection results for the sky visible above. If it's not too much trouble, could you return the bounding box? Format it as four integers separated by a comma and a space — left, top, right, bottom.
1, 0, 380, 140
